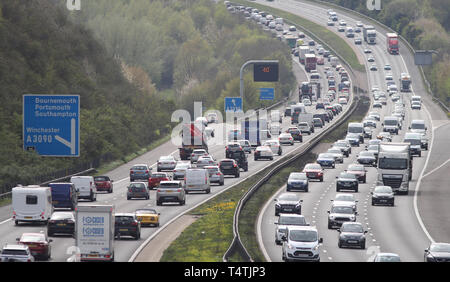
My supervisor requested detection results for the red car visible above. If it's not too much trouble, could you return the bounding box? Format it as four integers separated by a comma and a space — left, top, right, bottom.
148, 172, 171, 190
346, 164, 367, 183
94, 176, 113, 193
303, 163, 324, 182
317, 56, 325, 65
17, 232, 52, 260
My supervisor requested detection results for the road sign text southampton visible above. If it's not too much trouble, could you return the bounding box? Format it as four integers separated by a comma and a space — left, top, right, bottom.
23, 95, 80, 157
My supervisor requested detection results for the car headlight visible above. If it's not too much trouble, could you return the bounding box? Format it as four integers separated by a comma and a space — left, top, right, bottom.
275, 203, 281, 208
329, 215, 335, 220
288, 244, 295, 250
372, 194, 378, 198
350, 215, 356, 220
313, 244, 320, 250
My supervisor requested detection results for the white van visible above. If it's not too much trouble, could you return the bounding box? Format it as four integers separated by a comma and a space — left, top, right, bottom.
70, 176, 97, 202
270, 110, 282, 123
275, 18, 284, 25
12, 186, 53, 225
347, 122, 365, 143
411, 95, 421, 103
185, 168, 210, 194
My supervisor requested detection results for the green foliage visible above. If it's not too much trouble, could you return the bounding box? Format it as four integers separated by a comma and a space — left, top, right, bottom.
0, 0, 175, 191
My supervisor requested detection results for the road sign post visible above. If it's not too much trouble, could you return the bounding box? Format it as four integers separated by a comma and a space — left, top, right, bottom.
23, 95, 80, 157
240, 60, 279, 110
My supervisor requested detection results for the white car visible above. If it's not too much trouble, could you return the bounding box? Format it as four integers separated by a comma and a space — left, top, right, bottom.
302, 99, 312, 106
332, 193, 358, 212
411, 101, 422, 110
339, 97, 348, 105
0, 244, 35, 262
278, 133, 294, 146
298, 122, 312, 135
263, 140, 282, 156
254, 146, 274, 161
281, 226, 323, 262
327, 147, 344, 163
157, 155, 177, 172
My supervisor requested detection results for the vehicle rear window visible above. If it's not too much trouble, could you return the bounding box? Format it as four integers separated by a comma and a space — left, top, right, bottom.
115, 216, 134, 223
130, 183, 146, 191
94, 177, 109, 181
2, 249, 28, 256
20, 234, 45, 243
159, 183, 181, 188
26, 195, 37, 205
151, 173, 166, 178
220, 161, 234, 166
50, 212, 74, 220
132, 166, 147, 171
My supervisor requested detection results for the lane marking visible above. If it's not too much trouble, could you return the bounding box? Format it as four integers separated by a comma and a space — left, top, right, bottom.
421, 158, 450, 179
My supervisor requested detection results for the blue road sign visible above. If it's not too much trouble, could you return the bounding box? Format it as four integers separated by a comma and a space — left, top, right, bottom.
260, 88, 275, 100
23, 95, 80, 157
225, 97, 243, 113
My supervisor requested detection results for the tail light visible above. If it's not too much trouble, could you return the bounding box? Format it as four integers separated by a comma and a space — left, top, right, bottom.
157, 189, 161, 193
145, 170, 149, 174
131, 222, 138, 226
233, 163, 237, 168
41, 212, 45, 219
129, 188, 132, 192
177, 189, 182, 192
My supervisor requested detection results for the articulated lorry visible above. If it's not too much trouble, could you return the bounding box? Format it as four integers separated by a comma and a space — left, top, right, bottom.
377, 143, 412, 194
179, 122, 208, 160
363, 25, 376, 44
75, 205, 114, 262
386, 33, 399, 55
241, 118, 269, 147
400, 73, 411, 92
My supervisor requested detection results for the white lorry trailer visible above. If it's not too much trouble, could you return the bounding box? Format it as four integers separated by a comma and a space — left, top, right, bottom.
377, 143, 412, 194
75, 205, 114, 262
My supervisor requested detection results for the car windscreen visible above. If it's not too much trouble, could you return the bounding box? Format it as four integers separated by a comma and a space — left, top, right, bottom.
289, 230, 317, 242
331, 206, 354, 214
280, 216, 306, 225
339, 173, 356, 179
430, 244, 450, 253
279, 194, 299, 202
341, 224, 363, 233
290, 173, 307, 180
1, 249, 28, 256
411, 123, 425, 130
129, 183, 146, 191
115, 216, 134, 223
384, 119, 398, 126
348, 126, 363, 133
305, 164, 321, 170
159, 183, 180, 188
20, 234, 45, 243
94, 176, 109, 181
151, 173, 167, 178
378, 158, 408, 170
50, 212, 74, 220
132, 166, 147, 171
404, 139, 421, 145
374, 186, 392, 193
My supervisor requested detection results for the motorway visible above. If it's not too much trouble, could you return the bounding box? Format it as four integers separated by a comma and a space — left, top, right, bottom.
0, 17, 352, 261
253, 0, 449, 262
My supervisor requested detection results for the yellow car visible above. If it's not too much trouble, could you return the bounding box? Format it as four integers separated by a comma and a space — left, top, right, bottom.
135, 209, 160, 227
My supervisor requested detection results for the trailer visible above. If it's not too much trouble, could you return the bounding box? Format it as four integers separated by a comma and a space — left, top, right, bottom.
386, 33, 399, 54
363, 25, 376, 44
400, 73, 411, 92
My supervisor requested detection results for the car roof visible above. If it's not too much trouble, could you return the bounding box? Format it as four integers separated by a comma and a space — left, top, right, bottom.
3, 244, 29, 250
286, 225, 317, 232
115, 213, 135, 217
332, 201, 355, 207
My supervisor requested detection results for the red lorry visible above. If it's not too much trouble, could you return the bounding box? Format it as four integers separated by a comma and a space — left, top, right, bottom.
386, 33, 399, 55
305, 54, 317, 72
179, 122, 208, 160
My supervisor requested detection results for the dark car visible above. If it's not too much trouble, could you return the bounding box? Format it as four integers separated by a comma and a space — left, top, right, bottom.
337, 222, 367, 249
274, 193, 303, 216
17, 232, 52, 261
225, 142, 244, 158
94, 176, 113, 193
357, 151, 377, 166
286, 127, 303, 142
303, 163, 324, 182
371, 186, 394, 206
47, 212, 75, 237
316, 102, 325, 110
115, 213, 141, 240
219, 159, 240, 178
336, 172, 359, 192
148, 172, 171, 190
229, 150, 248, 172
346, 164, 367, 183
424, 243, 450, 262
317, 153, 336, 169
287, 172, 309, 192
127, 182, 150, 200
313, 118, 324, 128
130, 164, 151, 182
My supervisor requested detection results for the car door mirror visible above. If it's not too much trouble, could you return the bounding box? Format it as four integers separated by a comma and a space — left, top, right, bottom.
364, 231, 368, 234
337, 229, 341, 233
49, 239, 53, 243
327, 211, 330, 214
319, 238, 323, 244
274, 198, 278, 202
424, 249, 429, 253
355, 212, 358, 215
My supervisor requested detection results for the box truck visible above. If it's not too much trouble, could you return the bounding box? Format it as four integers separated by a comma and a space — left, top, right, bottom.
377, 143, 412, 194
75, 205, 115, 262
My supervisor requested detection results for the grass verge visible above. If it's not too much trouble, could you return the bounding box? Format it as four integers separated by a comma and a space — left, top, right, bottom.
160, 169, 268, 262
232, 0, 365, 72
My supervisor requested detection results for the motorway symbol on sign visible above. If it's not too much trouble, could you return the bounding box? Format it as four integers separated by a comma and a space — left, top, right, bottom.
225, 97, 243, 113
260, 88, 275, 100
23, 95, 80, 157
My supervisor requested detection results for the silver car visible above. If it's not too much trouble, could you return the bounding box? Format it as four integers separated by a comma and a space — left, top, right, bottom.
173, 162, 192, 180
205, 166, 224, 186
190, 149, 208, 163
156, 181, 186, 206
196, 156, 217, 168
237, 139, 252, 154
0, 244, 35, 262
127, 182, 149, 200
157, 155, 177, 172
327, 203, 357, 229
327, 147, 344, 163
